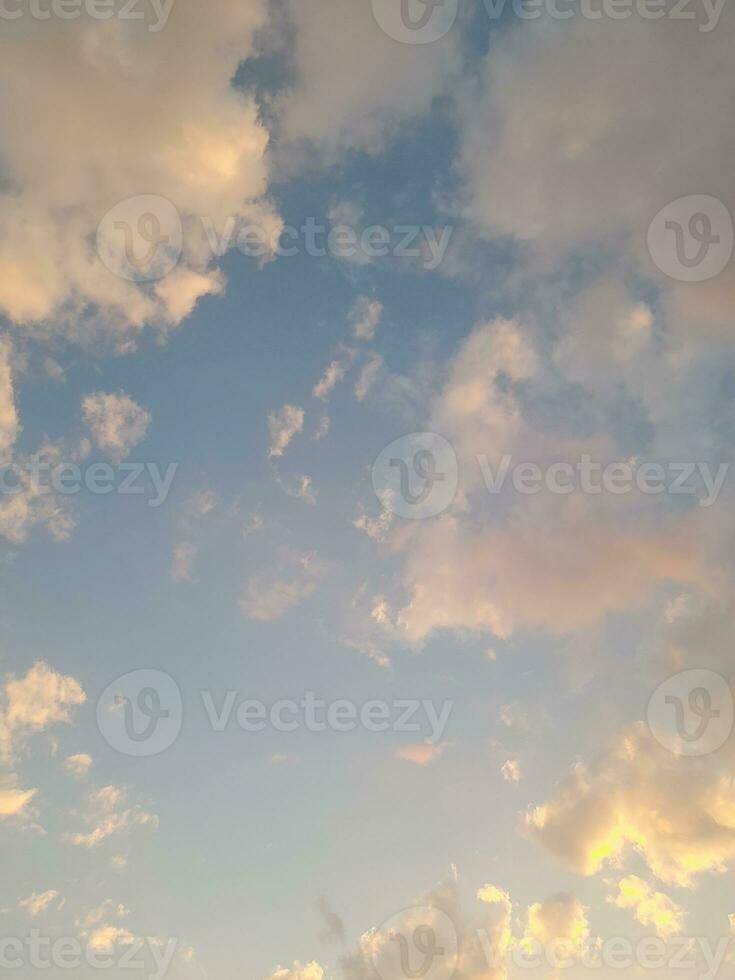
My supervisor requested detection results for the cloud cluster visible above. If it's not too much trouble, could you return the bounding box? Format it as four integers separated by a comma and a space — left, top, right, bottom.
82, 391, 151, 461
0, 0, 279, 340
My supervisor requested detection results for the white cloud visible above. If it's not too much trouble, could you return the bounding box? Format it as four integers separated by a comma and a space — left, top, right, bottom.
65, 785, 158, 849
0, 339, 19, 463
63, 753, 93, 779
0, 662, 86, 762
458, 13, 735, 334
267, 404, 304, 458
525, 723, 735, 888
608, 876, 685, 938
0, 772, 37, 821
170, 541, 198, 583
0, 443, 76, 544
276, 0, 459, 157
354, 353, 383, 402
19, 890, 60, 918
394, 743, 446, 766
82, 391, 150, 462
266, 963, 323, 980
240, 550, 326, 621
501, 760, 521, 784
523, 892, 589, 961
0, 0, 279, 339
349, 297, 383, 342
313, 359, 348, 401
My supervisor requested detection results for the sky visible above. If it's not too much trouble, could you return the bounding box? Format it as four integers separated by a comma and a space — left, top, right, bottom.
1, 1, 735, 979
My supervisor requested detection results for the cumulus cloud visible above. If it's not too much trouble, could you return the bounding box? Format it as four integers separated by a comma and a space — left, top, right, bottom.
0, 0, 280, 339
0, 442, 76, 544
268, 404, 305, 458
349, 297, 383, 342
240, 550, 326, 621
65, 785, 158, 849
170, 541, 198, 583
608, 876, 685, 938
64, 753, 93, 779
501, 760, 521, 784
266, 964, 323, 980
0, 339, 19, 463
276, 0, 459, 157
394, 743, 446, 766
385, 317, 722, 644
0, 772, 37, 821
0, 661, 86, 763
354, 354, 383, 402
525, 723, 735, 888
19, 890, 60, 917
523, 892, 589, 961
458, 12, 735, 334
313, 359, 348, 401
82, 391, 150, 461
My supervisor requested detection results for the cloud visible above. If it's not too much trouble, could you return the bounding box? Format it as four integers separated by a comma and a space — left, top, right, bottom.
65, 785, 158, 849
354, 354, 383, 403
0, 443, 76, 544
313, 359, 348, 401
82, 391, 150, 462
266, 964, 323, 980
385, 317, 721, 643
170, 541, 198, 583
0, 772, 37, 821
276, 0, 459, 157
608, 876, 685, 938
77, 901, 136, 951
397, 505, 714, 642
524, 723, 735, 888
394, 743, 446, 767
19, 890, 60, 917
240, 550, 326, 621
268, 404, 305, 458
64, 753, 93, 779
0, 661, 86, 762
523, 892, 589, 960
501, 760, 521, 784
457, 13, 735, 334
0, 0, 279, 339
349, 297, 383, 342
0, 339, 19, 463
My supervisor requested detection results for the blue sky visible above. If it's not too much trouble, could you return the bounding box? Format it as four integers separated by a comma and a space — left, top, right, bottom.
1, 2, 735, 979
